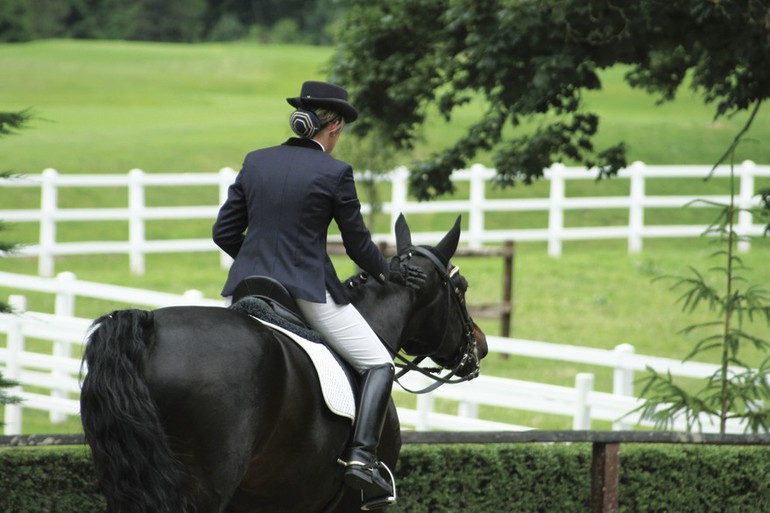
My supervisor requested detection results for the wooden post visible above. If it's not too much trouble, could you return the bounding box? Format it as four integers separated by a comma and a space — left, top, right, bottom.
501, 241, 514, 338
591, 442, 620, 513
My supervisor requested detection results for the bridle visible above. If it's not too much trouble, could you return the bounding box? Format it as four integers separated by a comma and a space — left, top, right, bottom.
388, 246, 480, 394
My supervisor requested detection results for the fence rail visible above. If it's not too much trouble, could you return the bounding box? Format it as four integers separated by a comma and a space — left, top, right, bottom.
2, 162, 769, 276
395, 337, 744, 434
0, 271, 222, 312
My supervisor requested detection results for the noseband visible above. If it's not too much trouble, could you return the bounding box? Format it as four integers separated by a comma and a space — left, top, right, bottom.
390, 246, 480, 394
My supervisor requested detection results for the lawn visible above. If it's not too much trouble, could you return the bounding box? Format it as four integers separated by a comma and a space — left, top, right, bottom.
1, 39, 769, 433
2, 39, 770, 174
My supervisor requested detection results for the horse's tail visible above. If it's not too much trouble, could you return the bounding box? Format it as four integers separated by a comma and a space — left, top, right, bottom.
81, 309, 191, 513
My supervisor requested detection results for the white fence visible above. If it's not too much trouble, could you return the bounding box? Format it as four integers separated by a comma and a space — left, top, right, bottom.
2, 162, 769, 276
0, 271, 222, 316
0, 272, 223, 430
0, 273, 750, 435
395, 337, 741, 433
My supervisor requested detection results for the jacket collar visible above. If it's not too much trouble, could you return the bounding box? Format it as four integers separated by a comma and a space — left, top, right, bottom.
284, 137, 324, 152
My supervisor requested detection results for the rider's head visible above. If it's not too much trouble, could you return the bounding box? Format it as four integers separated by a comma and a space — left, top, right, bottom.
287, 81, 357, 153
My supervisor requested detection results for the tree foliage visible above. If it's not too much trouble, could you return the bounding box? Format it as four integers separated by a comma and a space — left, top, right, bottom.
0, 108, 31, 311
337, 128, 405, 231
0, 109, 28, 417
0, 110, 32, 137
331, 0, 770, 199
0, 0, 339, 43
0, 0, 194, 41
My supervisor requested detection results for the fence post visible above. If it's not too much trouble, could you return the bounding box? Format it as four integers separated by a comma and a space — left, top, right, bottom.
39, 168, 58, 277
129, 169, 146, 275
51, 272, 76, 423
573, 372, 594, 430
591, 441, 621, 513
8, 295, 26, 313
4, 295, 27, 435
548, 164, 565, 257
737, 160, 755, 253
416, 392, 434, 431
458, 401, 479, 419
628, 161, 645, 253
218, 167, 236, 270
612, 343, 635, 430
183, 289, 204, 304
501, 241, 515, 338
54, 271, 76, 317
468, 164, 487, 249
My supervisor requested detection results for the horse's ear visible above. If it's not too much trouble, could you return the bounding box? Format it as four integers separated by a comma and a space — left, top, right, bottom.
395, 213, 412, 254
435, 215, 462, 264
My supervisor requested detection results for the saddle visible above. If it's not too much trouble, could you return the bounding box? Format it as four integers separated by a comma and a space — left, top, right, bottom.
230, 275, 357, 421
232, 275, 310, 330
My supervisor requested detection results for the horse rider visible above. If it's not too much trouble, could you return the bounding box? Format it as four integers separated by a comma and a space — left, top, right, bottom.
212, 80, 426, 504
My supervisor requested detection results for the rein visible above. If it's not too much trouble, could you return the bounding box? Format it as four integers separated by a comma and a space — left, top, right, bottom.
387, 246, 480, 394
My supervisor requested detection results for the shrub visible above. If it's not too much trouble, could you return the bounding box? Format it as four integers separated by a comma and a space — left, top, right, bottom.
1, 443, 769, 513
0, 447, 105, 513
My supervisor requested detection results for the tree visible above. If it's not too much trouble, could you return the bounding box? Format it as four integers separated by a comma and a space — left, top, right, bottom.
337, 128, 405, 231
331, 0, 769, 199
63, 0, 140, 40
632, 146, 770, 433
0, 110, 31, 302
0, 0, 132, 41
202, 0, 340, 43
129, 0, 206, 42
0, 109, 29, 420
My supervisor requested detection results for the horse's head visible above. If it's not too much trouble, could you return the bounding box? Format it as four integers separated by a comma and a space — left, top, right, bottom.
393, 214, 488, 379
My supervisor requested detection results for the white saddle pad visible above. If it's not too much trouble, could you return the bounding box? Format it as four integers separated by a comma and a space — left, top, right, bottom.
254, 317, 356, 423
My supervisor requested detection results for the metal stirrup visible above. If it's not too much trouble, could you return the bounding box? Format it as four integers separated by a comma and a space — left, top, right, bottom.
360, 461, 397, 511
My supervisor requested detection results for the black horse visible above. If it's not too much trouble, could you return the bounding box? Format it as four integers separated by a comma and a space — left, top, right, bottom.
80, 215, 488, 513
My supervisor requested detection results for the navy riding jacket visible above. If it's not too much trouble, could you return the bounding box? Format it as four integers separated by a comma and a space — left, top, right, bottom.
213, 137, 389, 304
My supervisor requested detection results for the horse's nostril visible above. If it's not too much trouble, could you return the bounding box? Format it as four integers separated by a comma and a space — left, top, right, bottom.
477, 341, 489, 360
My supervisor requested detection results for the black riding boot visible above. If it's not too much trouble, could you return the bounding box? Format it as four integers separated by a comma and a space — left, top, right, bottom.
340, 363, 396, 504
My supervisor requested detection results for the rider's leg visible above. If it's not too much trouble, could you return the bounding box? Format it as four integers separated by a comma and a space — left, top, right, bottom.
297, 292, 396, 500
297, 291, 391, 372
340, 362, 395, 497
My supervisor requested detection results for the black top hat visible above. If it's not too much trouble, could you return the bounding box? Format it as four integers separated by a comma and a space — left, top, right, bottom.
286, 81, 358, 123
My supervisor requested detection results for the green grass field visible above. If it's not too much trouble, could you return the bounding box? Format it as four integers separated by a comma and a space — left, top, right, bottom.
2, 39, 770, 173
1, 40, 769, 433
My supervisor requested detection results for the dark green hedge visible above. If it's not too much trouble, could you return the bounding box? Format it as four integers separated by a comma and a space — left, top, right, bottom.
0, 446, 105, 513
1, 443, 769, 513
618, 445, 770, 513
392, 443, 592, 512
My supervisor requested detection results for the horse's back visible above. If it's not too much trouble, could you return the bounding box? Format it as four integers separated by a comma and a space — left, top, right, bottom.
145, 306, 358, 513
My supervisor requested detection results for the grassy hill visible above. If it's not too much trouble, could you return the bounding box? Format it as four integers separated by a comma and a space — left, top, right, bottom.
1, 40, 769, 432
2, 39, 770, 174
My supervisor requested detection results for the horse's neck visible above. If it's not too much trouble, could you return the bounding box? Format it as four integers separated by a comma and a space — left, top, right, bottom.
349, 283, 414, 351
